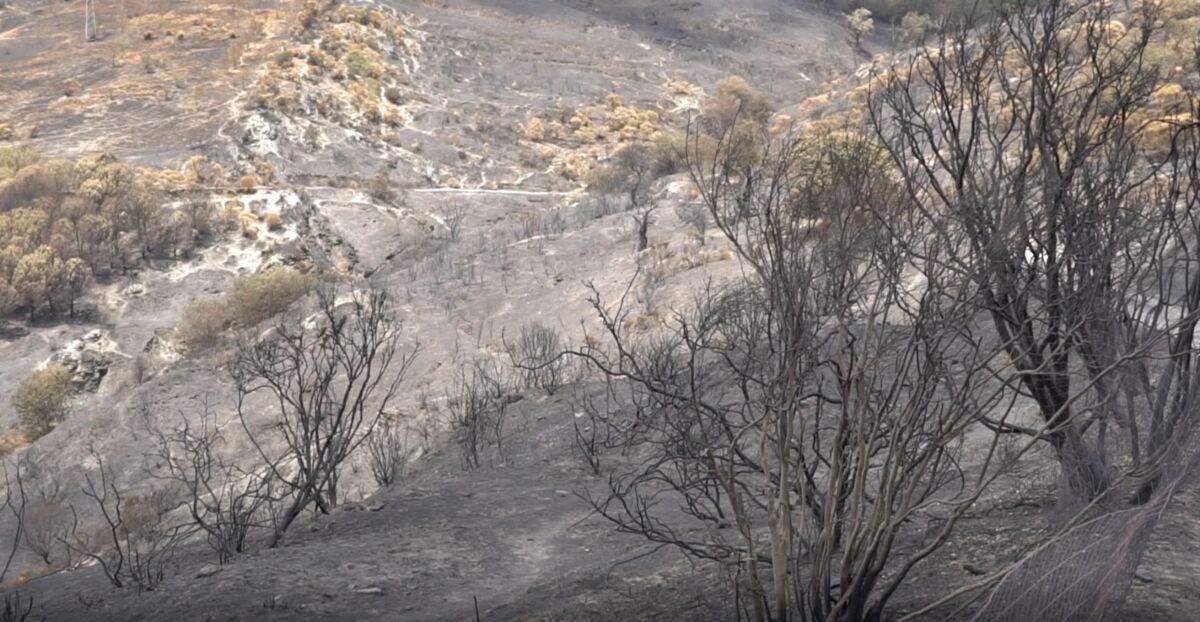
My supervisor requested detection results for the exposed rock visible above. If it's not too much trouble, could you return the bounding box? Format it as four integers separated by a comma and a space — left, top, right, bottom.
1135, 567, 1154, 583
54, 330, 119, 391
354, 586, 385, 596
142, 332, 183, 364
963, 563, 987, 576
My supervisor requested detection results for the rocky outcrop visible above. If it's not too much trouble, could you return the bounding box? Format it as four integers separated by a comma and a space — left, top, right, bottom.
54, 330, 119, 391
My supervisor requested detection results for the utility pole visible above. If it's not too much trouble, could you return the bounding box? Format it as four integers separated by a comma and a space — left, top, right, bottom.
84, 0, 98, 42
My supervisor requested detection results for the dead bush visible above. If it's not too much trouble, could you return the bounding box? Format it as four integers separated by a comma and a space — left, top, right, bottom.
64, 449, 190, 591
369, 170, 396, 203
449, 359, 511, 470
14, 451, 66, 568
504, 322, 566, 395
366, 418, 412, 488
148, 405, 274, 564
441, 203, 465, 240
22, 498, 65, 566
675, 201, 709, 240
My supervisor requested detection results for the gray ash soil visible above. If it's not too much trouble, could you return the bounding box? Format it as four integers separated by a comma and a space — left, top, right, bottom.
18, 386, 730, 621
3, 1, 847, 616
4, 0, 1200, 620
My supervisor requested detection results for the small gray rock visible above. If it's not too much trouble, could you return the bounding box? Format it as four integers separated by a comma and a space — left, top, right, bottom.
355, 587, 385, 596
196, 564, 222, 578
1134, 567, 1154, 583
963, 563, 987, 576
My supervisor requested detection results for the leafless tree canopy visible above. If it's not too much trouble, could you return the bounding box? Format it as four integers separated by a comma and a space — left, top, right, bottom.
233, 285, 417, 547
870, 0, 1200, 506
147, 402, 274, 564
564, 2, 1200, 619
63, 448, 189, 591
569, 115, 1022, 619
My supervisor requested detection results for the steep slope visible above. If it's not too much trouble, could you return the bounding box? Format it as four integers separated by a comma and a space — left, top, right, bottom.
0, 0, 863, 618
4, 1, 1200, 620
18, 385, 728, 620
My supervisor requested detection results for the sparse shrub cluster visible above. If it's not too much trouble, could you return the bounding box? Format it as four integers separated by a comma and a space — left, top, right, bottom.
177, 299, 232, 352
523, 93, 667, 182
582, 76, 771, 191
229, 265, 315, 324
250, 2, 419, 135
140, 53, 166, 74
0, 287, 415, 589
178, 265, 314, 352
297, 0, 335, 30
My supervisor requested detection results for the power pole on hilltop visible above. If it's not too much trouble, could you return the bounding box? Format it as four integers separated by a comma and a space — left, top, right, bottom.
84, 0, 99, 42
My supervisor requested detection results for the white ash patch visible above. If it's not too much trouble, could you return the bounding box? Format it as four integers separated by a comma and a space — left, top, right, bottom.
242, 111, 282, 158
